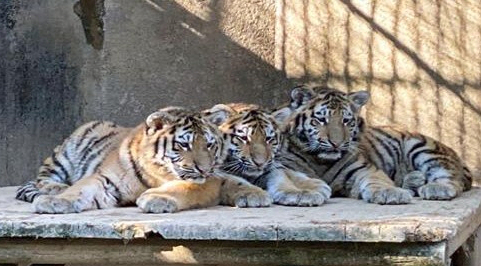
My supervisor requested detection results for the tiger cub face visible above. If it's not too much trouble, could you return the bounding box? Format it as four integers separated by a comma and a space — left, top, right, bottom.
203, 104, 282, 177
142, 107, 229, 184
276, 86, 370, 160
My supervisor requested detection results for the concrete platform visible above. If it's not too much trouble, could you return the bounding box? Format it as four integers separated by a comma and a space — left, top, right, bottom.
1, 186, 481, 265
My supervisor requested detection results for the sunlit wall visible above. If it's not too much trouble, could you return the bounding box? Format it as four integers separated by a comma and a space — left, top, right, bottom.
275, 0, 481, 181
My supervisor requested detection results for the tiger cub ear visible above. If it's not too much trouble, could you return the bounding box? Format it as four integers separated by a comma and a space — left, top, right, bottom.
145, 106, 185, 135
202, 104, 234, 126
290, 85, 315, 109
348, 91, 370, 111
271, 107, 292, 125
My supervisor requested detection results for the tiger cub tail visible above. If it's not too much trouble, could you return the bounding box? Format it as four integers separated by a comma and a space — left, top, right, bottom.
16, 181, 44, 203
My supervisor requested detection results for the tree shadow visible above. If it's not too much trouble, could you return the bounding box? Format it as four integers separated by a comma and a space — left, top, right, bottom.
0, 0, 295, 186
338, 0, 481, 117
85, 0, 294, 124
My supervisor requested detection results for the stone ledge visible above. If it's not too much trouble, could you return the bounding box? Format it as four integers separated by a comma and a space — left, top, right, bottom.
1, 186, 481, 244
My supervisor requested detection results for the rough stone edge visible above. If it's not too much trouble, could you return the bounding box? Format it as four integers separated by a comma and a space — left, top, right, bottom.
0, 217, 463, 242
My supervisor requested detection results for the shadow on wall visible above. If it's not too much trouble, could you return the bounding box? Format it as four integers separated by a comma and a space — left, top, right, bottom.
79, 0, 292, 123
276, 0, 481, 181
0, 0, 292, 186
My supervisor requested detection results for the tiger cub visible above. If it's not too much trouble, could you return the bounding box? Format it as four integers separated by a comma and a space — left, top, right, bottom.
203, 103, 331, 206
273, 85, 472, 204
16, 106, 271, 213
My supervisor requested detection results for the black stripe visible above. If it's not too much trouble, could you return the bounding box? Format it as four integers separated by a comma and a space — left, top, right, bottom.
371, 134, 396, 161
28, 193, 39, 202
76, 122, 102, 148
406, 138, 427, 156
295, 114, 302, 128
77, 132, 118, 174
371, 128, 402, 161
47, 168, 62, 180
370, 134, 396, 176
92, 131, 118, 147
162, 138, 167, 158
242, 117, 257, 124
93, 198, 101, 209
357, 118, 365, 133
154, 136, 160, 156
371, 128, 402, 147
421, 156, 456, 174
79, 131, 118, 163
101, 174, 121, 198
101, 175, 122, 204
410, 149, 436, 169
422, 156, 453, 166
62, 149, 74, 168
287, 146, 309, 164
52, 157, 69, 180
128, 139, 149, 188
79, 142, 113, 177
330, 158, 355, 182
343, 164, 367, 182
364, 136, 386, 170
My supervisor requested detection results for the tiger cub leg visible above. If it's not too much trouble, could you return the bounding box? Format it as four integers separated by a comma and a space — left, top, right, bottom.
350, 166, 412, 205
409, 151, 467, 200
265, 168, 327, 206
16, 180, 69, 203
33, 173, 120, 214
218, 173, 272, 208
417, 172, 464, 200
401, 171, 426, 196
16, 152, 71, 202
36, 180, 70, 196
136, 178, 223, 213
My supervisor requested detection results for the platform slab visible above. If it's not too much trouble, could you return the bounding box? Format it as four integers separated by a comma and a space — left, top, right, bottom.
0, 186, 480, 245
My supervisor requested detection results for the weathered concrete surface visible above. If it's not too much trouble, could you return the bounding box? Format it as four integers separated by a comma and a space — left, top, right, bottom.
0, 0, 290, 186
2, 186, 481, 247
275, 0, 481, 182
0, 238, 448, 266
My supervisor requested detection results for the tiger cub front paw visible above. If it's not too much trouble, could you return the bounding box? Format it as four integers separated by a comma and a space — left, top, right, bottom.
418, 183, 458, 200
233, 186, 272, 208
33, 195, 78, 214
136, 194, 179, 213
362, 186, 412, 205
296, 178, 332, 200
272, 189, 327, 207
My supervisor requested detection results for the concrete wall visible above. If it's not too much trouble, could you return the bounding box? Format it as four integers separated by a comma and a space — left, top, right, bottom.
276, 0, 481, 181
1, 0, 480, 186
0, 0, 289, 186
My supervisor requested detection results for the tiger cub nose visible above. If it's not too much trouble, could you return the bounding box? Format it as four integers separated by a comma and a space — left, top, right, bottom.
252, 156, 268, 168
195, 164, 213, 175
329, 140, 341, 149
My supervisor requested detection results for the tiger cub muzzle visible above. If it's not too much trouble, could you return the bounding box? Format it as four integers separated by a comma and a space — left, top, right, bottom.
173, 132, 218, 183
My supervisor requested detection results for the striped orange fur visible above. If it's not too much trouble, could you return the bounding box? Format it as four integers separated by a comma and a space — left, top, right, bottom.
273, 85, 472, 204
17, 106, 271, 213
203, 103, 331, 206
